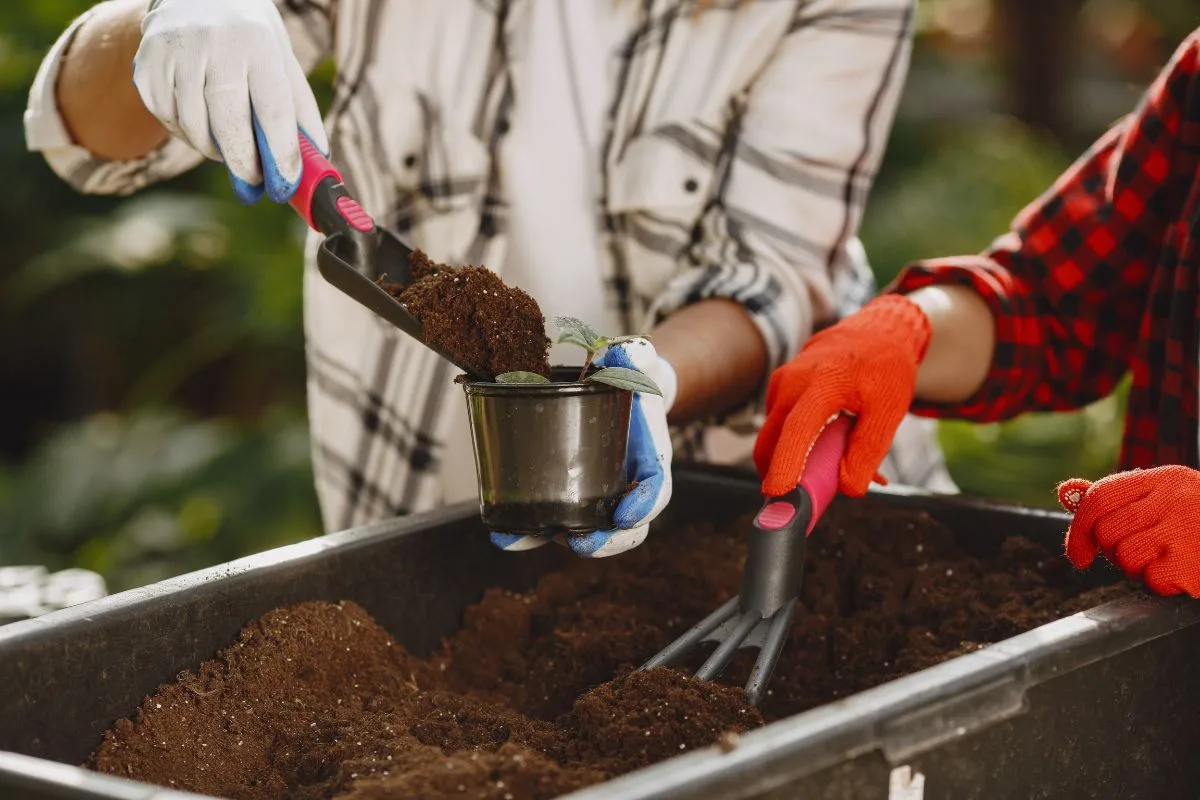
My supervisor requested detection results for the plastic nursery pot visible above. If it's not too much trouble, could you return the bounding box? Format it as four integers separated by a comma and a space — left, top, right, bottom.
461, 366, 633, 534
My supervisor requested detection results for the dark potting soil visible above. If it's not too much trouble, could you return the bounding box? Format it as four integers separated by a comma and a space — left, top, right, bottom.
88, 502, 1132, 799
379, 250, 551, 379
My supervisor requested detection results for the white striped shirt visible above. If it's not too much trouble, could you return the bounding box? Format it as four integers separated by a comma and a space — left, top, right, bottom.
25, 0, 955, 533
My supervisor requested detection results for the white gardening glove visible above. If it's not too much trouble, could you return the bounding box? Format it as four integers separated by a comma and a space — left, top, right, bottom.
133, 0, 329, 204
491, 339, 676, 558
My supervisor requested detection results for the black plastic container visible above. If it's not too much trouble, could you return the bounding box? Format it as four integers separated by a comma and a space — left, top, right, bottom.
461, 366, 633, 533
1, 466, 1199, 799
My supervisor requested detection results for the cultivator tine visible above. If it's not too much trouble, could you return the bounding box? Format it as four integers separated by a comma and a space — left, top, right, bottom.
642, 596, 740, 670
695, 608, 763, 682
744, 597, 798, 706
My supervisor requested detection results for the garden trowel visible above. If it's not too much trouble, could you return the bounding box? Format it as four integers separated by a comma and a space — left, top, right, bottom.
640, 414, 852, 706
283, 132, 490, 381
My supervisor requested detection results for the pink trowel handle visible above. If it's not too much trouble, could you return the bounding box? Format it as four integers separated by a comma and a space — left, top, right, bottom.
287, 131, 376, 237
797, 414, 853, 534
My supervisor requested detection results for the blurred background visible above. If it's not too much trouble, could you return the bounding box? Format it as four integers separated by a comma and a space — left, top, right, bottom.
0, 0, 1193, 592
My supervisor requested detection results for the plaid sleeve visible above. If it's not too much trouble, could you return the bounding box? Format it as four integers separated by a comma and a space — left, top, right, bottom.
24, 1, 334, 197
650, 0, 914, 416
890, 30, 1200, 421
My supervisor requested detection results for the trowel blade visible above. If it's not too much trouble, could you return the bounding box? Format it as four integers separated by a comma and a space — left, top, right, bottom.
374, 227, 416, 286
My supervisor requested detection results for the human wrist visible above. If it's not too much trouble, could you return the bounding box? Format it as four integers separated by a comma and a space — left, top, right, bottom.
901, 284, 996, 405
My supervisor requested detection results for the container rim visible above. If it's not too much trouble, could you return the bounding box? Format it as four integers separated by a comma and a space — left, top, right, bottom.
461, 364, 628, 397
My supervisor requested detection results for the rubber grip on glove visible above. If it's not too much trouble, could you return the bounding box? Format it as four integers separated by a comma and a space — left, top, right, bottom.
288, 132, 375, 235
797, 414, 852, 534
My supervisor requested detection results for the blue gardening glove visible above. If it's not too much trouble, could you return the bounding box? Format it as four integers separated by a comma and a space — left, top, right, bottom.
490, 338, 676, 558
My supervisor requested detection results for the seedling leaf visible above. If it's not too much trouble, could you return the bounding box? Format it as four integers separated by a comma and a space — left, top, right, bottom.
495, 371, 552, 384
587, 367, 663, 396
553, 316, 602, 350
602, 334, 648, 347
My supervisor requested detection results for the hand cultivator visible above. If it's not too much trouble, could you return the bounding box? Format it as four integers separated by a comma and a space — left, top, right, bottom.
641, 415, 851, 705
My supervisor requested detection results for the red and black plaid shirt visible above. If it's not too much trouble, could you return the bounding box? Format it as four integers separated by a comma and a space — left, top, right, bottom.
890, 29, 1200, 471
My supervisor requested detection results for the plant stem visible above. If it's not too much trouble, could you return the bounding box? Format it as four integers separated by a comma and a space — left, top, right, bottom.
577, 350, 596, 382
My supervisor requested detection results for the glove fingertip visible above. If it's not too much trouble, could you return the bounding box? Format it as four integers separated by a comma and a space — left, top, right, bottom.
1065, 551, 1097, 571
489, 531, 549, 552
761, 462, 800, 498
228, 172, 265, 206
619, 458, 671, 526
566, 530, 619, 557
265, 172, 301, 204
1063, 527, 1098, 570
752, 416, 785, 478
569, 527, 648, 558
1057, 478, 1091, 513
764, 401, 843, 497
612, 475, 661, 529
298, 124, 330, 159
489, 531, 524, 550
250, 113, 301, 203
262, 149, 301, 204
838, 465, 871, 498
838, 447, 884, 498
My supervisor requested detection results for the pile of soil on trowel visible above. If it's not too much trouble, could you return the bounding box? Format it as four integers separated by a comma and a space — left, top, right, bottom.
379, 250, 551, 379
87, 501, 1133, 799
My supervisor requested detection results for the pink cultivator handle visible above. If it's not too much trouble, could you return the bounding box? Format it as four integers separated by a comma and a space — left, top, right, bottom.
742, 413, 853, 615
796, 413, 853, 534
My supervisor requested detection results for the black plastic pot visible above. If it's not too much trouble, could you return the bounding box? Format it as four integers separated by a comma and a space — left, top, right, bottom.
461, 366, 632, 533
1, 467, 1199, 799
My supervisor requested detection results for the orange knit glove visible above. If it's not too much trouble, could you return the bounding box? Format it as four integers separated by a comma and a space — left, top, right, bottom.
754, 294, 931, 498
1058, 466, 1200, 598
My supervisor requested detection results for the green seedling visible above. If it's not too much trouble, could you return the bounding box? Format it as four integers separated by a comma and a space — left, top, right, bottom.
495, 316, 663, 396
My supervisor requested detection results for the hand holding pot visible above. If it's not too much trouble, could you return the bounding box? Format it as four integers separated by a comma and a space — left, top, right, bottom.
1058, 467, 1200, 598
133, 0, 329, 204
491, 339, 677, 558
754, 295, 931, 498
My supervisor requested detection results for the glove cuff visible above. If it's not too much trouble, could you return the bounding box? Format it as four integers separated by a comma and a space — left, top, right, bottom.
857, 293, 934, 362
653, 356, 679, 413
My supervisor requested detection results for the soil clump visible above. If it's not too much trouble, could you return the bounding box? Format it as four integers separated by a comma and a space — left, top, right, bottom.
379, 250, 551, 379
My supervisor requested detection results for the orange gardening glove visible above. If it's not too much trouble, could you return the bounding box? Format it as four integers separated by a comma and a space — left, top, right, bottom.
1058, 466, 1200, 598
754, 294, 931, 498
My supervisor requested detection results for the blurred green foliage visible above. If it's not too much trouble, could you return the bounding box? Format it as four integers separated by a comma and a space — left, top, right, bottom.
862, 116, 1071, 287
2, 408, 318, 591
0, 1, 1177, 591
0, 0, 328, 591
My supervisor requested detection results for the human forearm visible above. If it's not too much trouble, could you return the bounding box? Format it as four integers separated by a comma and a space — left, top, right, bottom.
654, 283, 995, 426
57, 0, 168, 160
903, 285, 996, 404
652, 299, 768, 426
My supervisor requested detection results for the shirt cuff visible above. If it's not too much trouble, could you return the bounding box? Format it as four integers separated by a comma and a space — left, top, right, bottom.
24, 8, 94, 155
24, 6, 205, 196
